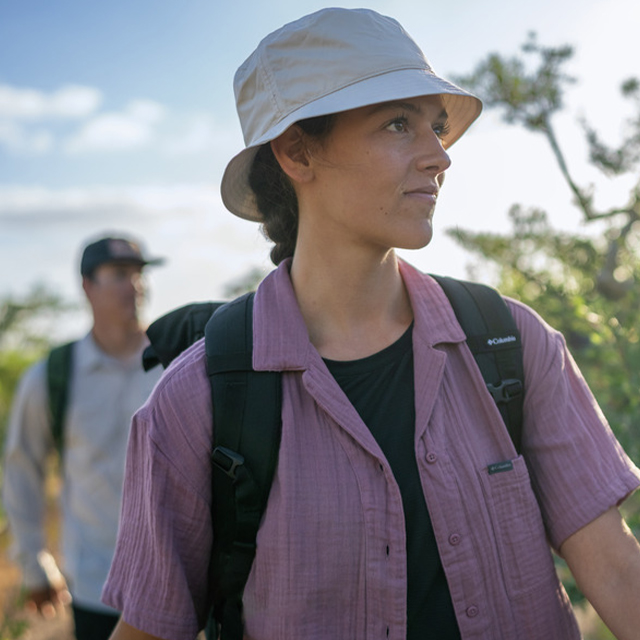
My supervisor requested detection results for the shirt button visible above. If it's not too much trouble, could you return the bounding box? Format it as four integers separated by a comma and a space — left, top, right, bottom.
466, 605, 479, 618
426, 452, 438, 464
448, 533, 461, 546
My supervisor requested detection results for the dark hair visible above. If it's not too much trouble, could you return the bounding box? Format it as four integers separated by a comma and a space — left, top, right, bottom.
248, 114, 335, 265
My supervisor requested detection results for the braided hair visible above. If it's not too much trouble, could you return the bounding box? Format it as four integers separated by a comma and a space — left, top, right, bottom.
248, 114, 335, 265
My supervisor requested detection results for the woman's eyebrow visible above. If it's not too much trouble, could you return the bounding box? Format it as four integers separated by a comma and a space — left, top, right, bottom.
366, 101, 449, 121
367, 100, 419, 115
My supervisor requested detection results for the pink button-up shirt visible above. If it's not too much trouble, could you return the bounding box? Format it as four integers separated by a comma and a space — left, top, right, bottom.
103, 259, 640, 640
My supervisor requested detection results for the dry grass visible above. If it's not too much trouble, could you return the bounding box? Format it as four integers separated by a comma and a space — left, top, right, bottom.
1, 531, 74, 639
0, 461, 73, 640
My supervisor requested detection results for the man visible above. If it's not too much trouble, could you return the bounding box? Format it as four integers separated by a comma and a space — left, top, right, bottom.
2, 234, 165, 640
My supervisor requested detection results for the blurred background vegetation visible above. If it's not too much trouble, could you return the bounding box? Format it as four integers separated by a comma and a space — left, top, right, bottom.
0, 286, 74, 479
1, 34, 639, 640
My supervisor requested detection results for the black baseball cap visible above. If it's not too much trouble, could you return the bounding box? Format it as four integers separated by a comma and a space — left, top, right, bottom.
80, 236, 165, 277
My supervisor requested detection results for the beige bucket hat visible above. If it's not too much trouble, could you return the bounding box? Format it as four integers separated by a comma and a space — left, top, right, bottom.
221, 7, 482, 221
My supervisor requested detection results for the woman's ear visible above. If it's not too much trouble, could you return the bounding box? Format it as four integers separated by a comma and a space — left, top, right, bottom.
270, 126, 314, 183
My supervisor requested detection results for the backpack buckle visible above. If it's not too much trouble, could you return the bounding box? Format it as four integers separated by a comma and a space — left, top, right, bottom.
212, 446, 245, 480
486, 379, 523, 404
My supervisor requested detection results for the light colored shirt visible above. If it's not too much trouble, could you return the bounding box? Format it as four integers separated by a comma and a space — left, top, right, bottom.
3, 332, 162, 613
103, 260, 640, 639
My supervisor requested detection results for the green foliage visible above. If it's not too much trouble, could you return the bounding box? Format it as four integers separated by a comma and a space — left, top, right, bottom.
0, 614, 28, 640
0, 350, 41, 449
457, 35, 640, 220
0, 586, 28, 639
582, 77, 640, 176
454, 33, 575, 132
0, 287, 72, 472
0, 285, 73, 352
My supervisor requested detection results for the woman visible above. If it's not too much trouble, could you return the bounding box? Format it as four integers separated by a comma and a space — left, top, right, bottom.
103, 8, 640, 640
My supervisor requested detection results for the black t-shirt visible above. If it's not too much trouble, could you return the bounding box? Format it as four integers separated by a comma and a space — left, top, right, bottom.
324, 325, 461, 639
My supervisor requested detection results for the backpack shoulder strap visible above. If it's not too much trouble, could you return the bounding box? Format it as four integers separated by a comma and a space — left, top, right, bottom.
431, 275, 525, 454
46, 341, 75, 455
204, 292, 282, 640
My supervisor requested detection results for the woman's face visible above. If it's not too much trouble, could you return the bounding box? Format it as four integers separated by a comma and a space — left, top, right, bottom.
299, 95, 452, 255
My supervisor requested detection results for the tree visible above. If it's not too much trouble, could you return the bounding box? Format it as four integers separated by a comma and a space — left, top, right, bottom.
0, 285, 72, 351
452, 34, 640, 462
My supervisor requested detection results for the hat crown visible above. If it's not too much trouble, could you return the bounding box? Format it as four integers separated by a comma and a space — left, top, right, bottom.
234, 8, 433, 147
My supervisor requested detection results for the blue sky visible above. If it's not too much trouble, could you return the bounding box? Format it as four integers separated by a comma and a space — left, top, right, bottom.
1, 0, 639, 337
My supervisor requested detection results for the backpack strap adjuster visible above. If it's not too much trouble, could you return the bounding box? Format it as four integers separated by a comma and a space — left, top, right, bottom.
212, 446, 245, 480
486, 379, 523, 404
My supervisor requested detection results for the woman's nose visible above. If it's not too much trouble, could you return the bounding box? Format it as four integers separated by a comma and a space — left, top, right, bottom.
416, 131, 452, 174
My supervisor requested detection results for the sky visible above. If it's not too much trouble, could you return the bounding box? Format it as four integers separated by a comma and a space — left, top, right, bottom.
1, 0, 639, 338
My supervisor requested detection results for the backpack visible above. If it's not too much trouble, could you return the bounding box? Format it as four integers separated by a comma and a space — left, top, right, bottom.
142, 275, 525, 640
46, 341, 75, 455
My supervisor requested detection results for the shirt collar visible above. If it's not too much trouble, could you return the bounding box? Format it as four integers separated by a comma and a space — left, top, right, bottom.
253, 258, 465, 372
398, 260, 466, 348
74, 332, 146, 373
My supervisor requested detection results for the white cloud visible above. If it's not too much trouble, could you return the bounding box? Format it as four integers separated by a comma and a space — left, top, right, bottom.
163, 114, 218, 155
0, 84, 242, 157
0, 84, 102, 120
0, 183, 215, 219
50, 85, 104, 118
0, 121, 55, 154
0, 82, 235, 159
63, 99, 167, 153
126, 99, 166, 122
64, 114, 150, 152
0, 85, 168, 155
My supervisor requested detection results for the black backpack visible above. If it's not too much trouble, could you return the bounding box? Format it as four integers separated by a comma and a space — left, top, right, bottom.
142, 275, 525, 640
46, 341, 75, 455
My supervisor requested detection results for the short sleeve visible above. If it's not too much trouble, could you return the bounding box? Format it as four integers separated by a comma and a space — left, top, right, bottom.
102, 339, 214, 640
508, 298, 640, 550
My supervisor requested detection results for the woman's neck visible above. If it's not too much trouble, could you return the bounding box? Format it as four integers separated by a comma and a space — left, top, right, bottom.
289, 248, 413, 360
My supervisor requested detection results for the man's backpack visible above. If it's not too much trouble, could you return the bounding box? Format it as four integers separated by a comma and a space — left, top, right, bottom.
143, 275, 524, 640
46, 341, 75, 455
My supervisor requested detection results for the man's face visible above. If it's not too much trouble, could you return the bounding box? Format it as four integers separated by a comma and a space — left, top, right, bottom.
83, 262, 146, 326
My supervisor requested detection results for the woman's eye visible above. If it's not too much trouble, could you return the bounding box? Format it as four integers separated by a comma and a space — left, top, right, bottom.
386, 117, 408, 132
433, 122, 451, 139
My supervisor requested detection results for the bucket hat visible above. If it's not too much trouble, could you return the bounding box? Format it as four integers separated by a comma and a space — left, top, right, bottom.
221, 7, 482, 222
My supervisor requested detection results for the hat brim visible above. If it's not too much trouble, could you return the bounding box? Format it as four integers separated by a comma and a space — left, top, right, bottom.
106, 257, 166, 269
221, 67, 482, 222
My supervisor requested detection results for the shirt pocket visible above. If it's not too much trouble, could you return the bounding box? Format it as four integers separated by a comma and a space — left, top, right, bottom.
478, 456, 556, 599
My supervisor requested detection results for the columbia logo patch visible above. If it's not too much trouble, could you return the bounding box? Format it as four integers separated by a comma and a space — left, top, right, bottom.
486, 335, 517, 347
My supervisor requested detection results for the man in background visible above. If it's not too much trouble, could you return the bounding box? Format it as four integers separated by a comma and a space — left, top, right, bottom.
2, 234, 165, 640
